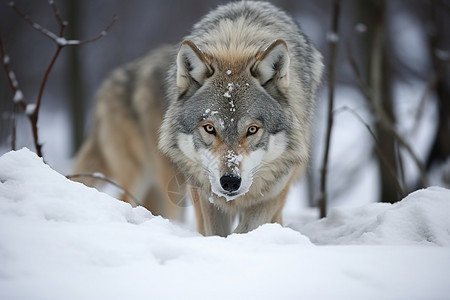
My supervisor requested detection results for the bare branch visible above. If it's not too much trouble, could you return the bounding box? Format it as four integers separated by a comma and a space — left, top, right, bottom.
49, 0, 68, 32
9, 2, 61, 42
0, 38, 26, 110
76, 14, 118, 46
334, 106, 405, 197
3, 2, 117, 157
30, 45, 63, 157
411, 67, 443, 134
10, 2, 117, 47
66, 173, 140, 207
347, 43, 429, 187
396, 141, 406, 190
318, 0, 341, 218
0, 37, 25, 151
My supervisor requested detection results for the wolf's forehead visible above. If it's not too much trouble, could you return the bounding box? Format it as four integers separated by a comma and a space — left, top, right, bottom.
208, 44, 257, 71
201, 93, 282, 131
205, 77, 253, 119
181, 73, 287, 135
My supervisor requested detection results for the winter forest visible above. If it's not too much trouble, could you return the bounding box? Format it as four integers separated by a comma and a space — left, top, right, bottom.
1, 0, 450, 299
1, 0, 449, 206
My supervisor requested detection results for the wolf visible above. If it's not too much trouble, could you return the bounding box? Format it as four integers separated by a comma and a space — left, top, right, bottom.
74, 1, 323, 236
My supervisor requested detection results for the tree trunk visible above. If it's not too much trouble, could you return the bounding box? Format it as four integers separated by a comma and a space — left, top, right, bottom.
357, 0, 400, 203
426, 0, 450, 184
67, 0, 85, 154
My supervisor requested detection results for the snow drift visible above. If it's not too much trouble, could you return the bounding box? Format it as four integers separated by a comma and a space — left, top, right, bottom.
0, 148, 449, 300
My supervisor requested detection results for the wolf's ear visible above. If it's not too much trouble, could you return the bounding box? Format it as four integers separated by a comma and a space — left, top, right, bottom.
252, 39, 290, 91
177, 40, 213, 95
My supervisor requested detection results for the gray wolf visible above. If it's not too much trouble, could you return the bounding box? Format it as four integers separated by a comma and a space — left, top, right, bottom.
74, 1, 323, 236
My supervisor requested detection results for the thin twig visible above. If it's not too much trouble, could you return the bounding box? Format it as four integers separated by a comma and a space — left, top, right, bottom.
334, 106, 405, 197
411, 67, 443, 135
11, 104, 17, 150
49, 0, 68, 31
0, 38, 25, 150
76, 15, 118, 46
3, 2, 117, 157
0, 38, 26, 110
347, 43, 429, 187
9, 2, 61, 43
396, 141, 406, 191
10, 2, 117, 47
31, 45, 64, 156
66, 173, 140, 207
318, 0, 341, 218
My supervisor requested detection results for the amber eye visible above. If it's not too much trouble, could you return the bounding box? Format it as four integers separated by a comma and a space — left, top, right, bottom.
247, 125, 259, 136
203, 124, 216, 135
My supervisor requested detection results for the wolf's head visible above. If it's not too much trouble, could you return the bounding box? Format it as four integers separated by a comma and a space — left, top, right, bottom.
162, 39, 298, 201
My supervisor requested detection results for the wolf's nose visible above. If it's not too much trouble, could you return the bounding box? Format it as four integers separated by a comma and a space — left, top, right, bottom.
220, 175, 241, 192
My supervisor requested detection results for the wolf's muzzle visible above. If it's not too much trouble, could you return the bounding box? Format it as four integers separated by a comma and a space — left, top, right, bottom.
220, 175, 241, 192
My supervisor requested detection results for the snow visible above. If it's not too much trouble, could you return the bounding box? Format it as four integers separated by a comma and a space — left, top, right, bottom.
355, 23, 367, 33
224, 82, 235, 100
326, 32, 339, 43
25, 104, 36, 116
1, 148, 450, 300
225, 149, 242, 178
3, 55, 10, 64
13, 90, 24, 103
202, 108, 219, 120
56, 37, 82, 46
291, 186, 450, 246
8, 70, 19, 89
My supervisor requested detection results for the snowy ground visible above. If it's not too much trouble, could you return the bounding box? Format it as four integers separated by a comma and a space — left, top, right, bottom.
1, 148, 450, 300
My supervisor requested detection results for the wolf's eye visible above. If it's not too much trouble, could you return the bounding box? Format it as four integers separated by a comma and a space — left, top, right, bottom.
203, 124, 216, 135
247, 125, 259, 136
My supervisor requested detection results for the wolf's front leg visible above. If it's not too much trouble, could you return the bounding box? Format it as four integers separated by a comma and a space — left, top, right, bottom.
200, 198, 232, 236
234, 189, 288, 234
234, 167, 299, 233
191, 188, 232, 236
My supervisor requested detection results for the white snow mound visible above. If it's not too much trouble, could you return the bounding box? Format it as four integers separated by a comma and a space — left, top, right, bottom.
1, 148, 449, 300
292, 186, 450, 246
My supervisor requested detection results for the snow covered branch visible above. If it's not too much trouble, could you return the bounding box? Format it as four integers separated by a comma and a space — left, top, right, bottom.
9, 2, 117, 47
1, 1, 117, 158
0, 38, 22, 151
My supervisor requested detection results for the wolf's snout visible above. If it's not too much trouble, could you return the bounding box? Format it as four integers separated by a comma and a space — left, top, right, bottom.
220, 175, 241, 192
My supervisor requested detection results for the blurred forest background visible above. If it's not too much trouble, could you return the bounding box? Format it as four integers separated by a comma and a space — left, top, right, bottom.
1, 0, 449, 214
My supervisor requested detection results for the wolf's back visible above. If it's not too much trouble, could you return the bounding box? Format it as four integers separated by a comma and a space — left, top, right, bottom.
73, 47, 179, 217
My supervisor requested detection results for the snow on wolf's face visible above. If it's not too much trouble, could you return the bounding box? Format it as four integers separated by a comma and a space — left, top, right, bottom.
176, 77, 289, 201
195, 120, 289, 201
197, 123, 264, 201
